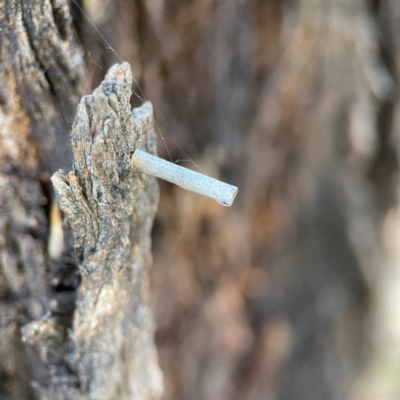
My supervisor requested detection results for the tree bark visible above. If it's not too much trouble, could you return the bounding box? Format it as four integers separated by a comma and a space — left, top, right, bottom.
76, 1, 400, 399
0, 2, 162, 399
4, 0, 400, 399
47, 63, 162, 400
0, 0, 84, 398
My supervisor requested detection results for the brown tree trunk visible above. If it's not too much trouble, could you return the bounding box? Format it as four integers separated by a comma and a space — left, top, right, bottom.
0, 0, 84, 398
0, 1, 161, 399
75, 0, 400, 399
3, 0, 400, 399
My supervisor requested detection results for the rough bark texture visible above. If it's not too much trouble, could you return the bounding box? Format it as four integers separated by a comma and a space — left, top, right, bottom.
0, 1, 84, 398
1, 2, 162, 400
3, 0, 400, 399
47, 63, 162, 400
74, 0, 400, 399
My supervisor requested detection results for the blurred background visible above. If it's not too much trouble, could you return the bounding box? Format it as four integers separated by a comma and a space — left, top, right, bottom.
75, 0, 400, 399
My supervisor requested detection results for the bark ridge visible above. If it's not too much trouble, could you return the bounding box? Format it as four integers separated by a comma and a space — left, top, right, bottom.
22, 63, 162, 400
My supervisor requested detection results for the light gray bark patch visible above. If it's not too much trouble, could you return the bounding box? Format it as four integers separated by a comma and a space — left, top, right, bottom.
47, 63, 162, 400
